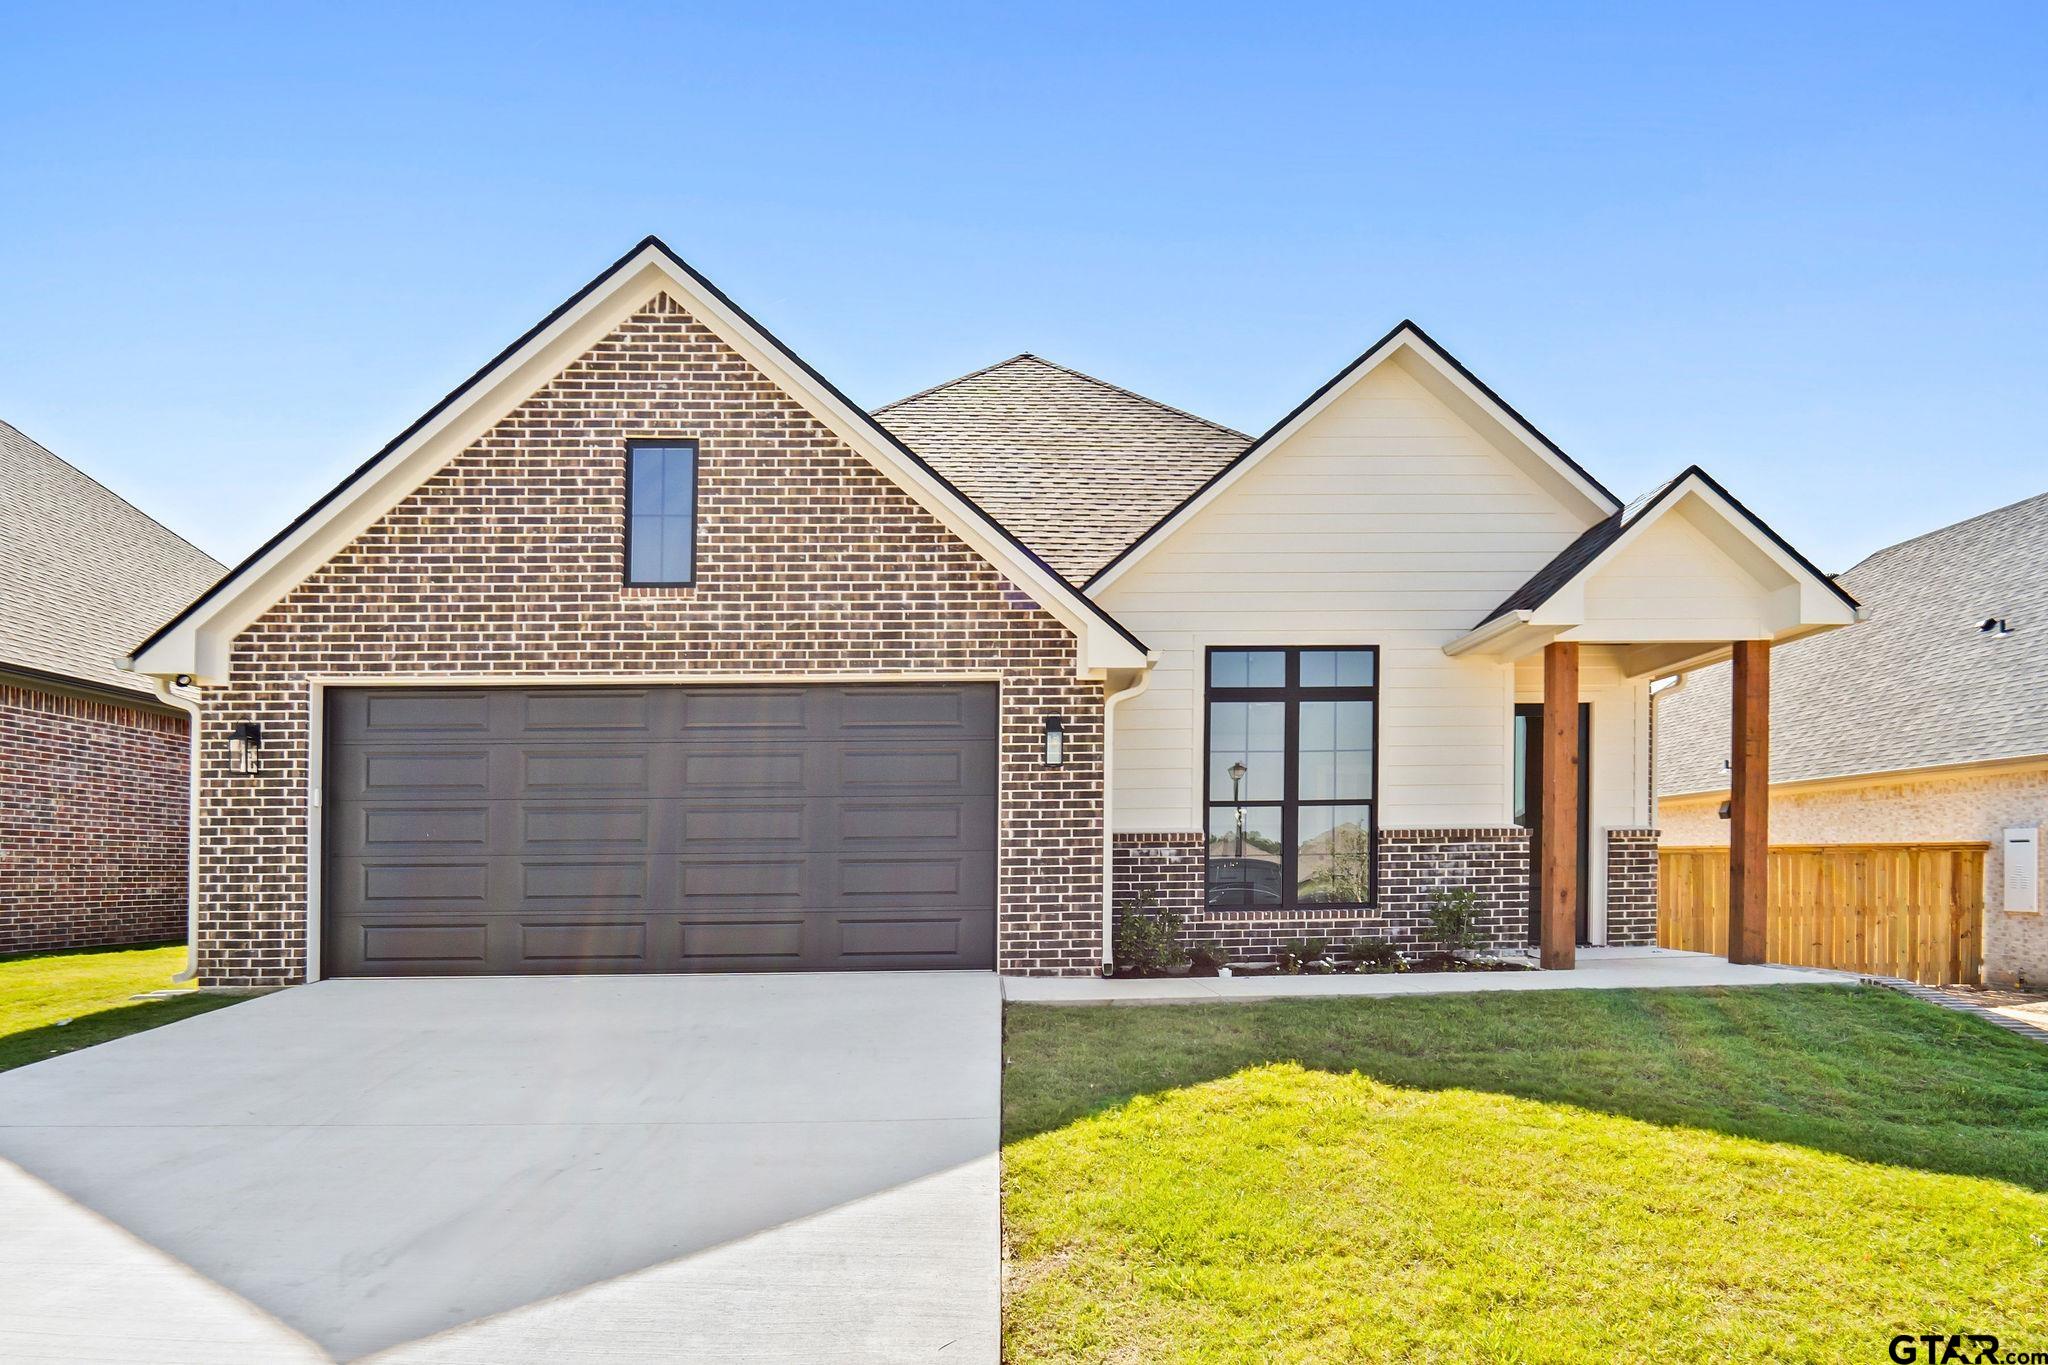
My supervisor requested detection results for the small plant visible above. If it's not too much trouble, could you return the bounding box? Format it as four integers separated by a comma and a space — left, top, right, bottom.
1113, 892, 1189, 976
1344, 938, 1406, 974
1427, 887, 1485, 959
1189, 941, 1234, 977
1275, 936, 1328, 975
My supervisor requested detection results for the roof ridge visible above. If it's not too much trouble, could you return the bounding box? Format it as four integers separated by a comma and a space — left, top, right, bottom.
873, 353, 1253, 441
1841, 486, 2048, 576
872, 354, 1039, 414
1019, 355, 1254, 441
0, 418, 224, 571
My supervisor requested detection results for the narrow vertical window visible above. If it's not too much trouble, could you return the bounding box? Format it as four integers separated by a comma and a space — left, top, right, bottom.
626, 441, 697, 585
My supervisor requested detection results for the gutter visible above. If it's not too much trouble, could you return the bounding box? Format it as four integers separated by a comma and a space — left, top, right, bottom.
1100, 667, 1154, 974
142, 673, 204, 983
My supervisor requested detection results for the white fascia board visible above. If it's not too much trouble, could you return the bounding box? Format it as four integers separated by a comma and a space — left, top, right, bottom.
132, 242, 1145, 683
1087, 323, 1620, 596
1524, 475, 1858, 633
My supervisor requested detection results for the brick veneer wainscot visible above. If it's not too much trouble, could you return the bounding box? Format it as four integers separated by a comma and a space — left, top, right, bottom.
1604, 827, 1661, 947
0, 684, 189, 954
194, 293, 1107, 986
1114, 827, 1532, 966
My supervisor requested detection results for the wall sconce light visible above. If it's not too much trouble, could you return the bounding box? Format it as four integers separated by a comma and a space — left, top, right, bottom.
1042, 715, 1065, 767
228, 722, 264, 775
1717, 800, 1731, 821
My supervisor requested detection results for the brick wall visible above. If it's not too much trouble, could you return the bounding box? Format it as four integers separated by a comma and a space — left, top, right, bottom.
1113, 826, 1531, 967
1, 683, 188, 954
195, 292, 1105, 986
1604, 827, 1659, 947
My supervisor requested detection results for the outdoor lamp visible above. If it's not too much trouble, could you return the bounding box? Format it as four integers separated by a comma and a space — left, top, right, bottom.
228, 722, 264, 775
1042, 715, 1065, 767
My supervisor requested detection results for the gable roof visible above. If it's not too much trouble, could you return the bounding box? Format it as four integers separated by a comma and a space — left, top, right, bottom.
1658, 489, 2048, 795
1084, 320, 1626, 592
875, 354, 1250, 581
128, 238, 1149, 682
0, 419, 224, 699
1477, 466, 1860, 628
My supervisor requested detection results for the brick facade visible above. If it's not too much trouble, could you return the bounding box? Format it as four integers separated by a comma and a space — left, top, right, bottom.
1113, 826, 1532, 967
1, 683, 189, 954
1604, 827, 1660, 947
193, 293, 1106, 987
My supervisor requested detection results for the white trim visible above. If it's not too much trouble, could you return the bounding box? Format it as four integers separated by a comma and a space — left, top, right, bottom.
148, 677, 204, 983
297, 670, 1019, 982
1102, 669, 1152, 970
1442, 471, 1861, 664
131, 241, 1145, 684
1086, 325, 1619, 595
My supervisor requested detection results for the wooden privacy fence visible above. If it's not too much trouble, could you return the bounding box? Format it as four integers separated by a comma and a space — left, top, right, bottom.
1658, 842, 1987, 986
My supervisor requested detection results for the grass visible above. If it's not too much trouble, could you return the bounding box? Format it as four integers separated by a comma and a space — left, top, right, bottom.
0, 942, 241, 1073
1003, 986, 2048, 1362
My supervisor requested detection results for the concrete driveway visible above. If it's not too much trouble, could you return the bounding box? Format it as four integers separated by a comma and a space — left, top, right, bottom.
0, 973, 1000, 1363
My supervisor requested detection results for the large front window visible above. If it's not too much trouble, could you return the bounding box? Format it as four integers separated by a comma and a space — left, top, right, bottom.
1205, 647, 1378, 909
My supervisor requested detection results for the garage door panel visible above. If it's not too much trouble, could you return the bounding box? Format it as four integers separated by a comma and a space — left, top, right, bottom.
325, 684, 998, 975
328, 794, 999, 861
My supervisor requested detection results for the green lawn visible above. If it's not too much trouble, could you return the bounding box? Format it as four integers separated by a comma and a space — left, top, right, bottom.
1003, 986, 2048, 1363
0, 942, 241, 1073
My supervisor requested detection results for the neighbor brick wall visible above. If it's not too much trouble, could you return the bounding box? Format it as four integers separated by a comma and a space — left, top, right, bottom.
1604, 827, 1659, 947
1113, 826, 1531, 966
194, 292, 1106, 986
0, 683, 188, 954
1661, 764, 2048, 986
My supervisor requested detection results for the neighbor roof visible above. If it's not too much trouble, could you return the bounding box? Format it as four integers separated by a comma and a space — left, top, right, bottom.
875, 355, 1251, 582
0, 419, 223, 698
1657, 489, 2048, 794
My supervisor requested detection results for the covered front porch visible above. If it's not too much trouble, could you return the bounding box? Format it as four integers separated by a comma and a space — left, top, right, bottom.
1451, 468, 1863, 969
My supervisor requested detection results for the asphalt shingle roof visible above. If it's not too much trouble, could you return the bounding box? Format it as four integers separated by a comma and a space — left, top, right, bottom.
0, 419, 224, 698
874, 355, 1250, 583
1657, 490, 2048, 794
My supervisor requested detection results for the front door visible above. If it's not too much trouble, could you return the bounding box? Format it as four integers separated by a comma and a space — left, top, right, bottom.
1513, 703, 1590, 946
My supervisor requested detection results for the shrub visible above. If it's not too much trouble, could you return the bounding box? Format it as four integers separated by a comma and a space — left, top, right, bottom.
1275, 936, 1329, 975
1344, 938, 1406, 973
1113, 893, 1189, 976
1189, 941, 1234, 976
1427, 887, 1485, 957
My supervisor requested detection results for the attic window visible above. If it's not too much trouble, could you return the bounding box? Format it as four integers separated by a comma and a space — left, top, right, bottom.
626, 441, 697, 586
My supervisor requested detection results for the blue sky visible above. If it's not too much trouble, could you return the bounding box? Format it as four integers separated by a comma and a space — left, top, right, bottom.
3, 2, 2042, 572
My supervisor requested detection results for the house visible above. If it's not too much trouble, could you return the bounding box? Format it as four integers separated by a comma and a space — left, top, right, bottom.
1657, 492, 2048, 986
1, 420, 224, 954
124, 238, 1857, 986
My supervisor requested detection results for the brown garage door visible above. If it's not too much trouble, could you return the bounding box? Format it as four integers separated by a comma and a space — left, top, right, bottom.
322, 684, 998, 976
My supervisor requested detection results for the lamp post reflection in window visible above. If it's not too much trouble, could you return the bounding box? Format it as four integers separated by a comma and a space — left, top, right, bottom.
1229, 761, 1248, 859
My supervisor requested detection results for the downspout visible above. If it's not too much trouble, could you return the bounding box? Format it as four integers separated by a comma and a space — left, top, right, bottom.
1101, 667, 1153, 975
147, 675, 204, 983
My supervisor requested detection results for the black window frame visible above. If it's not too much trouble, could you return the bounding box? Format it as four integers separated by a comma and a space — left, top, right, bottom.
1202, 645, 1380, 911
623, 439, 700, 587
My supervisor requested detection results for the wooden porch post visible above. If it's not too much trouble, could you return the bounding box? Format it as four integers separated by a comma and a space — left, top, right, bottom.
1540, 641, 1579, 970
1728, 639, 1771, 965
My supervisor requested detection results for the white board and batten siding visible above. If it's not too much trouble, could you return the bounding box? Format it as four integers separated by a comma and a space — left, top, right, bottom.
1099, 358, 1654, 937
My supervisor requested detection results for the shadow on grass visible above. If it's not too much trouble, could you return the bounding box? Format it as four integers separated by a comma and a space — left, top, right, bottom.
1002, 984, 2048, 1191
0, 995, 244, 1074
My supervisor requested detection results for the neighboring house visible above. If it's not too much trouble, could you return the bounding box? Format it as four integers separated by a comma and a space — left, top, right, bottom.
1, 421, 225, 954
1658, 492, 2048, 986
124, 238, 1856, 987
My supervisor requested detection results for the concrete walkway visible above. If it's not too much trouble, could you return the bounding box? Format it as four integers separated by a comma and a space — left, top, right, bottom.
1003, 945, 1853, 1005
0, 973, 1001, 1363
